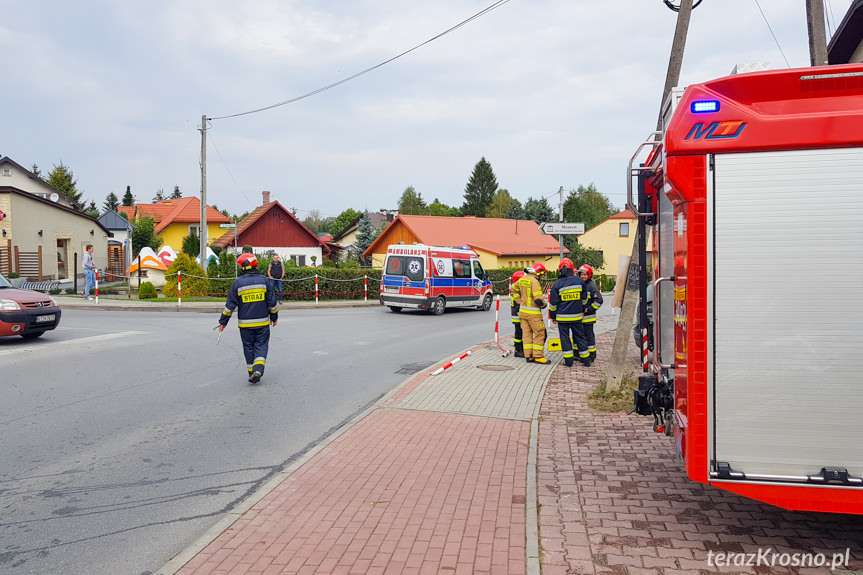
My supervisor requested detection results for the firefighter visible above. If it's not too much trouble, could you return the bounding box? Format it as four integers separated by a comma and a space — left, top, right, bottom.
517, 263, 549, 364
510, 270, 525, 357
549, 258, 591, 367
218, 253, 279, 384
578, 264, 603, 360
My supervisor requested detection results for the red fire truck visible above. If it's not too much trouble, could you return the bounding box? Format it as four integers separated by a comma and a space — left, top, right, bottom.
629, 63, 863, 514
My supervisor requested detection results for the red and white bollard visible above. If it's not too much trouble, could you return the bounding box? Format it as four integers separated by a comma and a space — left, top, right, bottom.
364, 275, 368, 302
177, 271, 182, 306
94, 269, 100, 303
430, 350, 471, 376
642, 327, 649, 370
494, 296, 511, 357
315, 274, 319, 305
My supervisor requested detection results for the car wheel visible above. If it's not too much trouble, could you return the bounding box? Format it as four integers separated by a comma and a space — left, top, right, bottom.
432, 296, 446, 315
21, 332, 44, 339
388, 306, 402, 313
479, 293, 493, 311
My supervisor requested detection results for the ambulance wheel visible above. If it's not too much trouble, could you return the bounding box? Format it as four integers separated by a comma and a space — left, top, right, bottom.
479, 293, 493, 311
388, 306, 402, 313
431, 296, 446, 315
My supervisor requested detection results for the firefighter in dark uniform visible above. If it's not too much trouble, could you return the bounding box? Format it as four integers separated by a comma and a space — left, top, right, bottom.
517, 263, 549, 364
549, 258, 591, 367
510, 270, 525, 357
578, 264, 603, 360
218, 253, 279, 383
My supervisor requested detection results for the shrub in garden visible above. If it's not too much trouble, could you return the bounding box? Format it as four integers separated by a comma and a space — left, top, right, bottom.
162, 253, 209, 297
138, 281, 158, 299
49, 288, 61, 295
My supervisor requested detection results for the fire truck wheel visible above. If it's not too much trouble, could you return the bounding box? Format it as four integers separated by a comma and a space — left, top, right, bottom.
431, 296, 446, 315
388, 306, 402, 313
479, 293, 493, 311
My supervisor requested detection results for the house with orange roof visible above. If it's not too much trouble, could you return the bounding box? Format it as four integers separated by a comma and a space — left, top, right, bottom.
363, 215, 567, 270
212, 191, 337, 266
117, 197, 230, 252
577, 209, 652, 278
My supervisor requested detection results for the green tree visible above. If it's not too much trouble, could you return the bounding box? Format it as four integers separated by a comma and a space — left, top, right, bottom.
103, 192, 120, 212
31, 164, 42, 179
397, 186, 427, 215
170, 185, 182, 199
427, 198, 461, 217
122, 186, 135, 207
524, 196, 554, 224
46, 161, 83, 207
153, 188, 166, 202
461, 157, 498, 217
182, 233, 200, 256
302, 210, 328, 234
504, 200, 526, 220
330, 208, 362, 238
563, 238, 604, 271
354, 211, 379, 266
562, 184, 617, 232
86, 200, 99, 218
131, 216, 162, 256
487, 189, 518, 219
162, 253, 208, 297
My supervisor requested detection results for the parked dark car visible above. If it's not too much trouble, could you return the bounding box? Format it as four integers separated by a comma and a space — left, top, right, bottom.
632, 283, 653, 351
0, 274, 62, 339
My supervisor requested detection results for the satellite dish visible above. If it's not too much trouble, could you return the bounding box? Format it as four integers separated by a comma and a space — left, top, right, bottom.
50, 193, 59, 202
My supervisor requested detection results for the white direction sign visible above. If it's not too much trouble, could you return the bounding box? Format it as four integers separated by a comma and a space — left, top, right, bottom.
538, 222, 585, 235
220, 223, 236, 229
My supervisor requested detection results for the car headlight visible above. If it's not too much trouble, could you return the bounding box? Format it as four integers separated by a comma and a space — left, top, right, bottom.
0, 299, 22, 311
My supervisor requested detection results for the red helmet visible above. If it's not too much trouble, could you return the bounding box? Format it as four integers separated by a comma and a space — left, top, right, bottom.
512, 270, 525, 282
237, 252, 258, 270
531, 262, 547, 276
578, 264, 594, 279
558, 258, 574, 271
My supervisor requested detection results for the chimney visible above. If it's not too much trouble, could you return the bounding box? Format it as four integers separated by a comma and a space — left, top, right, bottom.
262, 190, 271, 205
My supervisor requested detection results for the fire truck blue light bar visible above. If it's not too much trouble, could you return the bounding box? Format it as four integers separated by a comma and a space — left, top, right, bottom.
691, 100, 720, 113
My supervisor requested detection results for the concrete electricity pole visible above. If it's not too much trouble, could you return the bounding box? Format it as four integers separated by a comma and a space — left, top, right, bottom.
605, 0, 694, 392
199, 115, 209, 271
806, 0, 828, 66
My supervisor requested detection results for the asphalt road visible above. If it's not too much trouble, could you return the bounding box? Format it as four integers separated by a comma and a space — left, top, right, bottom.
0, 305, 498, 575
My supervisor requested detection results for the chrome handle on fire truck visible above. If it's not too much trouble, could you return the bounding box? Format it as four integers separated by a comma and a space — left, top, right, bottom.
652, 275, 674, 371
626, 132, 662, 217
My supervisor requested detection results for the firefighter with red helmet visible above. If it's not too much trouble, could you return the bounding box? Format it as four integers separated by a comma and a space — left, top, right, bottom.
509, 270, 525, 357
517, 263, 549, 363
549, 258, 591, 367
578, 264, 603, 360
218, 252, 279, 384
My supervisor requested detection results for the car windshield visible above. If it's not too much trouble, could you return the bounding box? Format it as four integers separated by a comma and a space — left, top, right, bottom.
0, 273, 11, 288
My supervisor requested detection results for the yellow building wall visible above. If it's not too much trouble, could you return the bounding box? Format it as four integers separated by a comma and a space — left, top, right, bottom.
578, 217, 652, 278
158, 222, 226, 253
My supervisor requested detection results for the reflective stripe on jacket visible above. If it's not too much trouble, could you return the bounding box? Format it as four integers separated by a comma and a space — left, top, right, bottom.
582, 278, 603, 324
516, 274, 545, 315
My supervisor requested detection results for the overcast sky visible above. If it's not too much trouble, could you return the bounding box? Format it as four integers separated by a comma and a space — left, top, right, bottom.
2, 0, 853, 221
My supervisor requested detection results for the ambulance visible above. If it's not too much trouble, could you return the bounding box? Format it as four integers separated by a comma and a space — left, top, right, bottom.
380, 244, 494, 315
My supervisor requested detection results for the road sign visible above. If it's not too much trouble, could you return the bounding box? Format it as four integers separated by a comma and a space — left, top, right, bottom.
219, 223, 236, 229
538, 222, 584, 235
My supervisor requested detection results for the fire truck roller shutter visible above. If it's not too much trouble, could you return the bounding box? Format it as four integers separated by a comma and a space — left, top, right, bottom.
711, 148, 863, 483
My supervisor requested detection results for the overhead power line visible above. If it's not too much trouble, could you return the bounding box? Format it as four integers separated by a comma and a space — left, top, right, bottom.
753, 0, 790, 67
210, 0, 511, 121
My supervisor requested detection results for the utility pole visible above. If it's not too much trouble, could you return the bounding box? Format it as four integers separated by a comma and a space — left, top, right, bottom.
199, 115, 209, 272
806, 0, 828, 66
558, 186, 564, 261
606, 0, 694, 392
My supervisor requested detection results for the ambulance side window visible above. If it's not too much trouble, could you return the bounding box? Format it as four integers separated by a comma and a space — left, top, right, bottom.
452, 259, 471, 279
385, 256, 405, 276
472, 260, 485, 279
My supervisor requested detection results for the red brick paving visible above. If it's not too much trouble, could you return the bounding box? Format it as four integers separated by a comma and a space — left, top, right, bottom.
537, 332, 863, 575
178, 408, 528, 575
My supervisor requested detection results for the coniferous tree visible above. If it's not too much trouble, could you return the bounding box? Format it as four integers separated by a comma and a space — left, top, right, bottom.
31, 164, 42, 179
170, 185, 182, 199
153, 188, 166, 202
524, 196, 555, 224
46, 161, 83, 207
461, 157, 498, 217
505, 201, 526, 220
354, 211, 380, 266
122, 186, 135, 206
103, 192, 120, 212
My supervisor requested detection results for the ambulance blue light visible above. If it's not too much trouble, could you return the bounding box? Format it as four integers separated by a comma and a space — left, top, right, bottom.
691, 100, 720, 113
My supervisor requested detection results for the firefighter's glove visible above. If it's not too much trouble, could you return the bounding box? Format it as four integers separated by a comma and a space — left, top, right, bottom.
534, 298, 546, 309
